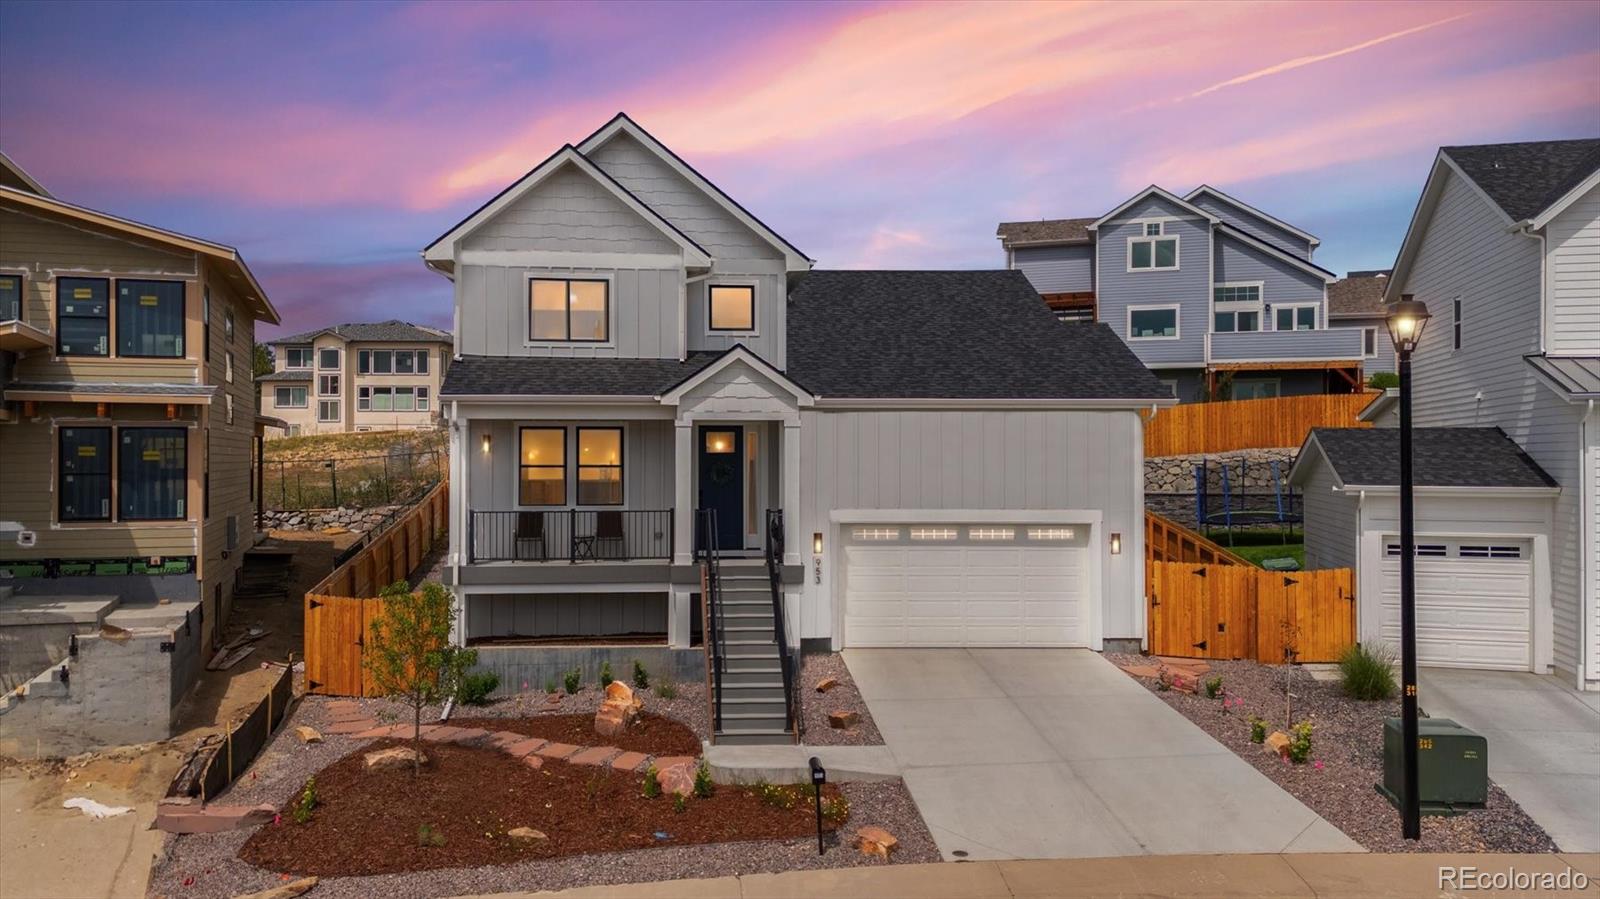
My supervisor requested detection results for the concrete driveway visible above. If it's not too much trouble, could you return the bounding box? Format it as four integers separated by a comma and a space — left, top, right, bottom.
843, 648, 1361, 861
1418, 668, 1600, 852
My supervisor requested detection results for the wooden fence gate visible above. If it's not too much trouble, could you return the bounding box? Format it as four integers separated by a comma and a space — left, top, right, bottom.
1147, 561, 1355, 663
303, 595, 389, 696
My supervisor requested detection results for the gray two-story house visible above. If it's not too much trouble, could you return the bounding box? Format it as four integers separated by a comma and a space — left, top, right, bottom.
424, 114, 1172, 744
999, 186, 1364, 402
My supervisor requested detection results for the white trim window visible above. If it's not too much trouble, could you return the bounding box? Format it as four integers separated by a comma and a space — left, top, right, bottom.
708, 284, 757, 333
318, 347, 340, 370
358, 348, 431, 375
283, 346, 313, 369
1362, 326, 1379, 358
317, 399, 339, 422
274, 386, 307, 409
1272, 303, 1318, 331
1127, 222, 1179, 271
1229, 377, 1280, 400
1212, 283, 1263, 333
318, 374, 339, 397
529, 277, 610, 343
1127, 304, 1180, 340
1452, 296, 1462, 350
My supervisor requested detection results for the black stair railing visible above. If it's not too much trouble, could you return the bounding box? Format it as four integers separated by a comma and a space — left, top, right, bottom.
765, 509, 800, 741
695, 508, 726, 732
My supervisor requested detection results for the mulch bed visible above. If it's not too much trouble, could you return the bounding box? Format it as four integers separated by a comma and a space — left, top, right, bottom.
448, 712, 702, 758
238, 739, 844, 876
1107, 655, 1559, 854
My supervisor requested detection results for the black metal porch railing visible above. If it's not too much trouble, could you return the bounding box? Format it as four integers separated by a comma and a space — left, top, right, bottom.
765, 508, 800, 740
696, 508, 726, 732
468, 509, 673, 563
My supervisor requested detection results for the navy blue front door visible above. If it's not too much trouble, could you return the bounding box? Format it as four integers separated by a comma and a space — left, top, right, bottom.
698, 427, 743, 550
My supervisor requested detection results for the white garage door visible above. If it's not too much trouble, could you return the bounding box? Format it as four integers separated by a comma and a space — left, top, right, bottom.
1379, 538, 1532, 670
842, 523, 1089, 647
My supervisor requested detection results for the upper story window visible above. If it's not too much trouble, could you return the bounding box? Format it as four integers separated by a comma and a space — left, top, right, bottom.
1128, 305, 1180, 340
530, 278, 608, 343
284, 346, 313, 369
116, 280, 185, 358
709, 285, 756, 332
1453, 297, 1462, 350
1128, 223, 1178, 271
1362, 327, 1378, 358
0, 274, 21, 322
59, 427, 113, 521
1213, 284, 1262, 333
1273, 304, 1317, 331
519, 427, 566, 505
202, 288, 212, 363
360, 348, 430, 374
118, 427, 188, 521
57, 277, 111, 356
274, 386, 308, 408
318, 347, 340, 370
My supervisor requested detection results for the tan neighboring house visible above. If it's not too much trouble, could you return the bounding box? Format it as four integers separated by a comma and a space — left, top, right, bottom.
260, 320, 450, 437
0, 149, 278, 653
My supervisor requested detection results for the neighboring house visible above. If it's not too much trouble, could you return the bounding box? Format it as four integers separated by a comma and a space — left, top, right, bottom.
426, 113, 1172, 744
1327, 270, 1396, 376
260, 320, 451, 437
998, 186, 1364, 402
0, 150, 279, 654
1293, 137, 1600, 691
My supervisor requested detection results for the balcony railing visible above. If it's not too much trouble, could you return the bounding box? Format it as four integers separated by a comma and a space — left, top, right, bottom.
1207, 328, 1365, 364
468, 509, 673, 563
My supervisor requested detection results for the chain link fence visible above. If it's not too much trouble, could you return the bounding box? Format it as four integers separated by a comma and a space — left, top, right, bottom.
262, 448, 444, 512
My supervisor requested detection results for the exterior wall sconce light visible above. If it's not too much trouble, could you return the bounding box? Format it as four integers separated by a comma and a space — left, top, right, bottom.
812, 532, 823, 554
481, 432, 491, 455
1110, 532, 1122, 554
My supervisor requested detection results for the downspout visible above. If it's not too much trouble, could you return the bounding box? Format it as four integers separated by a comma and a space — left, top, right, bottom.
683, 271, 711, 363
1511, 221, 1546, 353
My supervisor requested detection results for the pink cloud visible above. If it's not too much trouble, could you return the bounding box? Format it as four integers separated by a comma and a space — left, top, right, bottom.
254, 260, 449, 339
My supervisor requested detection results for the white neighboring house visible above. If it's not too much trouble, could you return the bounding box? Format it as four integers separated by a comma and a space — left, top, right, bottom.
1293, 138, 1600, 690
423, 113, 1173, 744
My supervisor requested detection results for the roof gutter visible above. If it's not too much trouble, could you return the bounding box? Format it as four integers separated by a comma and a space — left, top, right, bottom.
813, 396, 1178, 411
442, 394, 657, 404
1331, 484, 1561, 498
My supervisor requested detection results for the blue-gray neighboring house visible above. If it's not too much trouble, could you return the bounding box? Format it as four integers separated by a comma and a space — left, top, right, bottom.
999, 185, 1366, 403
1327, 269, 1395, 376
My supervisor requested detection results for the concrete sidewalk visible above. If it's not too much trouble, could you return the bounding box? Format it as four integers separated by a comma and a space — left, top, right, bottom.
460, 852, 1600, 898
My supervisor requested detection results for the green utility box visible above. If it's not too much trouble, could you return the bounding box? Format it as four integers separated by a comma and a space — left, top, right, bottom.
1377, 717, 1488, 815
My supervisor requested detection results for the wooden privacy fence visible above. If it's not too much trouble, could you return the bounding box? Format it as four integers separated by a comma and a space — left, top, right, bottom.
1145, 510, 1251, 567
1147, 561, 1355, 663
305, 481, 447, 696
1145, 393, 1373, 456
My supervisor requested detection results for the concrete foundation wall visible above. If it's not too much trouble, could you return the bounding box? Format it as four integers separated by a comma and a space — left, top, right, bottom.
471, 644, 703, 697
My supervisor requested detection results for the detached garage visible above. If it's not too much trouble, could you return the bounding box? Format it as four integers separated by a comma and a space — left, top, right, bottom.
1291, 427, 1559, 673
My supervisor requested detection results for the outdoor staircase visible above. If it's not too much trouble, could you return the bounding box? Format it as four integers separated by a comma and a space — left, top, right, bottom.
713, 563, 793, 746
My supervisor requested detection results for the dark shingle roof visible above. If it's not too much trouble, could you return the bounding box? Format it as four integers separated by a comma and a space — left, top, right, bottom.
1328, 271, 1392, 317
787, 270, 1170, 400
1442, 139, 1600, 221
270, 320, 451, 345
995, 217, 1095, 247
257, 370, 312, 382
1309, 427, 1557, 489
2, 382, 218, 398
441, 353, 722, 397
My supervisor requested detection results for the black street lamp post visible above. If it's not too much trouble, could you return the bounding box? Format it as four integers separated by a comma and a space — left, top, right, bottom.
1386, 295, 1431, 841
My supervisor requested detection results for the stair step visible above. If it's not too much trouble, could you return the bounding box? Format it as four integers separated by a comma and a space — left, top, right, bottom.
714, 729, 795, 746
721, 697, 788, 714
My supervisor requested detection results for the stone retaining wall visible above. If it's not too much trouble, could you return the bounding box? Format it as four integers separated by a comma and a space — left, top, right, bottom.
260, 504, 404, 534
1145, 447, 1298, 495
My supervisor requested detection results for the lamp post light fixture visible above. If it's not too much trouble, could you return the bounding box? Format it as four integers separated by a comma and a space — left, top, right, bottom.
1385, 294, 1431, 842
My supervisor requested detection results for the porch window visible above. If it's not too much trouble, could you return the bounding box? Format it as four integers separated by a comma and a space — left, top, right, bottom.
577, 427, 623, 505
519, 427, 566, 505
530, 278, 608, 343
1274, 305, 1317, 330
57, 277, 110, 356
116, 279, 185, 358
59, 427, 112, 521
275, 386, 307, 408
119, 427, 187, 521
0, 274, 20, 321
709, 285, 755, 332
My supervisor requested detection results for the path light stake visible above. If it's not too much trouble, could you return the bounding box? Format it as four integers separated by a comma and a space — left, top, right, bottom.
809, 756, 826, 855
1386, 296, 1431, 842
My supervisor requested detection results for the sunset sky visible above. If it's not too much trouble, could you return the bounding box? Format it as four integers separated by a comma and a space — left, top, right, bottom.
1, 0, 1597, 339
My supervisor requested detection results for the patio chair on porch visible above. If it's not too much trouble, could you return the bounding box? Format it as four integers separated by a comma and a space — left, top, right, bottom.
572, 510, 626, 561
514, 511, 546, 561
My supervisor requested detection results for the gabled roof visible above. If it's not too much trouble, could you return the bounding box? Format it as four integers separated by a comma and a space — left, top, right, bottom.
1291, 427, 1558, 490
577, 113, 812, 272
0, 185, 277, 324
0, 150, 49, 197
440, 353, 723, 398
1328, 271, 1392, 318
1088, 186, 1218, 231
995, 217, 1096, 248
1442, 139, 1600, 223
1524, 354, 1600, 400
269, 319, 452, 346
1216, 223, 1337, 282
786, 270, 1172, 401
1184, 185, 1320, 248
658, 344, 812, 405
421, 144, 712, 270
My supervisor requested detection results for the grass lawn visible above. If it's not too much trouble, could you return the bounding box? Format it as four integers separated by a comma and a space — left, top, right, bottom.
1202, 527, 1304, 569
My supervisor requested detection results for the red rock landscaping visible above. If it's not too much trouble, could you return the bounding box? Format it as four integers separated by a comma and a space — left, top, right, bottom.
238, 739, 846, 876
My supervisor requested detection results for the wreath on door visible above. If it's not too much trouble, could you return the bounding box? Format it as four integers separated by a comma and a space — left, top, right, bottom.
706, 459, 736, 487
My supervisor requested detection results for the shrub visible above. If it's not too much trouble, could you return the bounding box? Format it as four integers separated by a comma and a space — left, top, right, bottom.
543, 677, 557, 695
1287, 720, 1313, 764
1248, 716, 1267, 744
655, 676, 678, 700
1204, 675, 1224, 699
752, 780, 798, 809
633, 659, 650, 690
600, 661, 614, 689
1368, 372, 1400, 390
693, 760, 715, 799
642, 765, 661, 799
458, 671, 500, 706
292, 776, 317, 825
673, 793, 688, 814
821, 795, 850, 826
417, 823, 446, 847
563, 668, 582, 695
1339, 643, 1397, 701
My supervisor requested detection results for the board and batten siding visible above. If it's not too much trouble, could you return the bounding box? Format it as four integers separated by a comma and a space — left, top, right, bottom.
796, 408, 1144, 646
460, 164, 680, 256
1299, 459, 1357, 571
1011, 244, 1094, 294
1544, 180, 1600, 356
1588, 415, 1599, 681
1190, 193, 1314, 260
1096, 196, 1210, 368
1212, 231, 1326, 313
467, 592, 667, 640
455, 264, 683, 360
685, 266, 788, 365
1399, 166, 1589, 684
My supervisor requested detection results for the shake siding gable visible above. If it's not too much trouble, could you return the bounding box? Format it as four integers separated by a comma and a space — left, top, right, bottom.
1400, 167, 1588, 682
1545, 180, 1600, 355
460, 164, 680, 255
1096, 195, 1209, 367
1012, 244, 1094, 294
1190, 193, 1314, 259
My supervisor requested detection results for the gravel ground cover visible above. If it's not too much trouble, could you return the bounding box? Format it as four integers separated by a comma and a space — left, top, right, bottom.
1107, 655, 1559, 854
798, 653, 883, 746
448, 712, 702, 757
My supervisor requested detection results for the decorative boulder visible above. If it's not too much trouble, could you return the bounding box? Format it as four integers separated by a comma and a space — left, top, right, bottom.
855, 825, 898, 860
294, 726, 323, 744
364, 746, 427, 772
815, 677, 839, 693
828, 710, 860, 729
657, 758, 697, 798
595, 679, 644, 737
507, 826, 548, 845
1264, 731, 1292, 759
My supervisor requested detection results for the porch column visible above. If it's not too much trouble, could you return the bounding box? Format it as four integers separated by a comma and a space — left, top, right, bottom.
673, 420, 694, 565
782, 420, 801, 567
